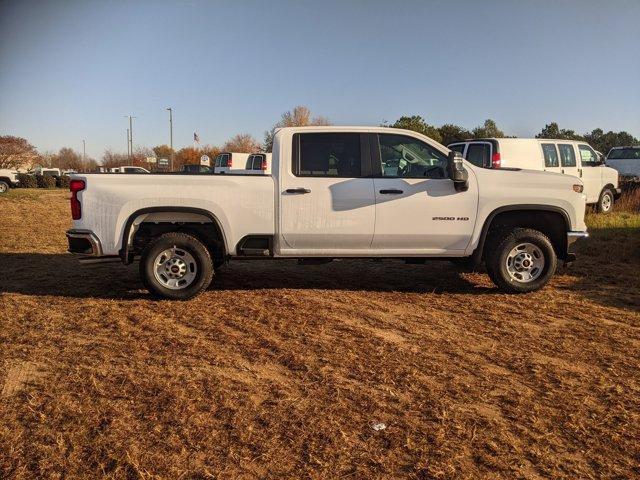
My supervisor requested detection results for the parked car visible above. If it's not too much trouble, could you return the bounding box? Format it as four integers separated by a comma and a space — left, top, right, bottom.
181, 164, 213, 174
606, 146, 640, 183
66, 126, 589, 299
109, 166, 150, 174
212, 152, 250, 174
0, 169, 19, 193
244, 153, 271, 174
33, 167, 61, 177
448, 138, 621, 213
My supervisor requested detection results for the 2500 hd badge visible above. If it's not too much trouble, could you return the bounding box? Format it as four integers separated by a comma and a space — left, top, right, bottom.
432, 216, 470, 221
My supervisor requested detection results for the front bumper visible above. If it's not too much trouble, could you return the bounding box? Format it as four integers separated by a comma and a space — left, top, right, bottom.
66, 229, 103, 256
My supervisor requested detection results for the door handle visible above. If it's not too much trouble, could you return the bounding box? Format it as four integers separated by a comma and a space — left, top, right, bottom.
379, 189, 403, 194
285, 188, 311, 194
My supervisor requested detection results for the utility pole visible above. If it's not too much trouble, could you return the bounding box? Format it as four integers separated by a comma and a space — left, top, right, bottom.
82, 139, 86, 165
126, 128, 130, 157
124, 115, 136, 158
166, 107, 174, 171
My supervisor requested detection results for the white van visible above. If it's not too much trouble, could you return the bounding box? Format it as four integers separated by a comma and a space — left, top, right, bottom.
213, 152, 250, 174
449, 138, 621, 213
244, 153, 271, 174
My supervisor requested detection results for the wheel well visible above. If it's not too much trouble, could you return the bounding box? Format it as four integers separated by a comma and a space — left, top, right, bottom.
480, 209, 568, 261
132, 222, 225, 263
0, 177, 11, 184
120, 208, 226, 264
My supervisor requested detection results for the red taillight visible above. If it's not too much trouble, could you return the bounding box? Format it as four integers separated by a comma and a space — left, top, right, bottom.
261, 157, 267, 170
70, 179, 85, 220
492, 152, 501, 168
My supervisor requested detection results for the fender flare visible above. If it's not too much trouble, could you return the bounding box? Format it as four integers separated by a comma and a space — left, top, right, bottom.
470, 204, 571, 266
601, 183, 619, 199
118, 206, 227, 263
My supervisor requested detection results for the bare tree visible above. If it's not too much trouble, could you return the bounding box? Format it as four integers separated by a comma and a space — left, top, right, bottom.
223, 133, 261, 153
0, 136, 40, 169
102, 149, 128, 170
264, 106, 331, 152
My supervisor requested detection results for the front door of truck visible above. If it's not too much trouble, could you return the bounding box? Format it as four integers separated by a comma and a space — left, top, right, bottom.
370, 133, 477, 254
279, 132, 376, 254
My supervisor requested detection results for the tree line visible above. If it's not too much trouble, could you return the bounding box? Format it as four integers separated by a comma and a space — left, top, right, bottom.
1, 108, 638, 171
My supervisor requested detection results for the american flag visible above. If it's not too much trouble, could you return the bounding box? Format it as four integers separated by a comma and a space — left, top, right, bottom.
193, 132, 200, 142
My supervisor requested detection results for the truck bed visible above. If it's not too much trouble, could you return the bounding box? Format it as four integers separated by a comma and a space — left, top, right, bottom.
72, 173, 275, 256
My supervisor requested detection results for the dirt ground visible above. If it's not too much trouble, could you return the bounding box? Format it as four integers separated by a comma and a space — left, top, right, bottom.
1, 189, 638, 479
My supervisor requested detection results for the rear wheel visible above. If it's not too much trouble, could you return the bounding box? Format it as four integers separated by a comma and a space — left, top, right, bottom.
0, 181, 9, 194
485, 228, 556, 293
596, 188, 614, 214
140, 232, 214, 300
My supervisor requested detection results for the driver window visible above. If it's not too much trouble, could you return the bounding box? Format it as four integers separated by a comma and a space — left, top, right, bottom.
578, 145, 599, 167
378, 134, 448, 179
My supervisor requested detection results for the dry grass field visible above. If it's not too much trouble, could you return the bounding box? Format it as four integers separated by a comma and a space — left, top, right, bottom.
1, 189, 639, 479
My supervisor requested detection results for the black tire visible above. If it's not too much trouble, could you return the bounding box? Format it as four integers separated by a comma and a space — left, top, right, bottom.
485, 228, 557, 293
596, 188, 614, 214
0, 180, 9, 194
139, 232, 214, 300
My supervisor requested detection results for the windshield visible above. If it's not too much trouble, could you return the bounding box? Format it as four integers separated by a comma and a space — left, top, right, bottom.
608, 148, 640, 160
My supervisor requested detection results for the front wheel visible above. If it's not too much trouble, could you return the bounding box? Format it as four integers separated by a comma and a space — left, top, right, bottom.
0, 181, 9, 194
596, 188, 614, 214
140, 232, 214, 300
485, 228, 557, 293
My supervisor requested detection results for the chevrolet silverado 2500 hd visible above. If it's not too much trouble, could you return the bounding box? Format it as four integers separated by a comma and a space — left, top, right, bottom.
66, 126, 589, 299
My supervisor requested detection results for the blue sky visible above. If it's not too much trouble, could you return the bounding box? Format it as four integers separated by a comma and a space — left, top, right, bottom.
1, 0, 639, 159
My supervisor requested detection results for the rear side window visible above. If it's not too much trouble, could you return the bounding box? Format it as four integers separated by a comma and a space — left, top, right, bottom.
558, 144, 576, 167
578, 145, 598, 167
542, 143, 559, 167
466, 143, 491, 168
293, 133, 361, 177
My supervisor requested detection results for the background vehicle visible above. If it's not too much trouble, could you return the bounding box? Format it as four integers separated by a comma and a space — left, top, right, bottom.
67, 126, 588, 299
244, 153, 271, 174
0, 168, 19, 193
449, 138, 620, 213
181, 164, 213, 173
33, 166, 61, 177
213, 152, 249, 174
606, 146, 640, 183
109, 166, 150, 174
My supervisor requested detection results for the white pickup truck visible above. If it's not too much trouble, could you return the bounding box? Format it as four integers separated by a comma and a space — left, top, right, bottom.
67, 126, 589, 299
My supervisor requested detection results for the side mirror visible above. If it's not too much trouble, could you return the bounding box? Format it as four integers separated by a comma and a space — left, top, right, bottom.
448, 151, 469, 192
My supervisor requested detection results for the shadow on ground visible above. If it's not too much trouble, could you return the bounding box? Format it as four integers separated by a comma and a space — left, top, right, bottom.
1, 252, 637, 312
0, 253, 492, 299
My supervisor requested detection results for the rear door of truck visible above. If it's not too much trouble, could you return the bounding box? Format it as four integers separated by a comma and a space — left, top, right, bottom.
278, 132, 375, 253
